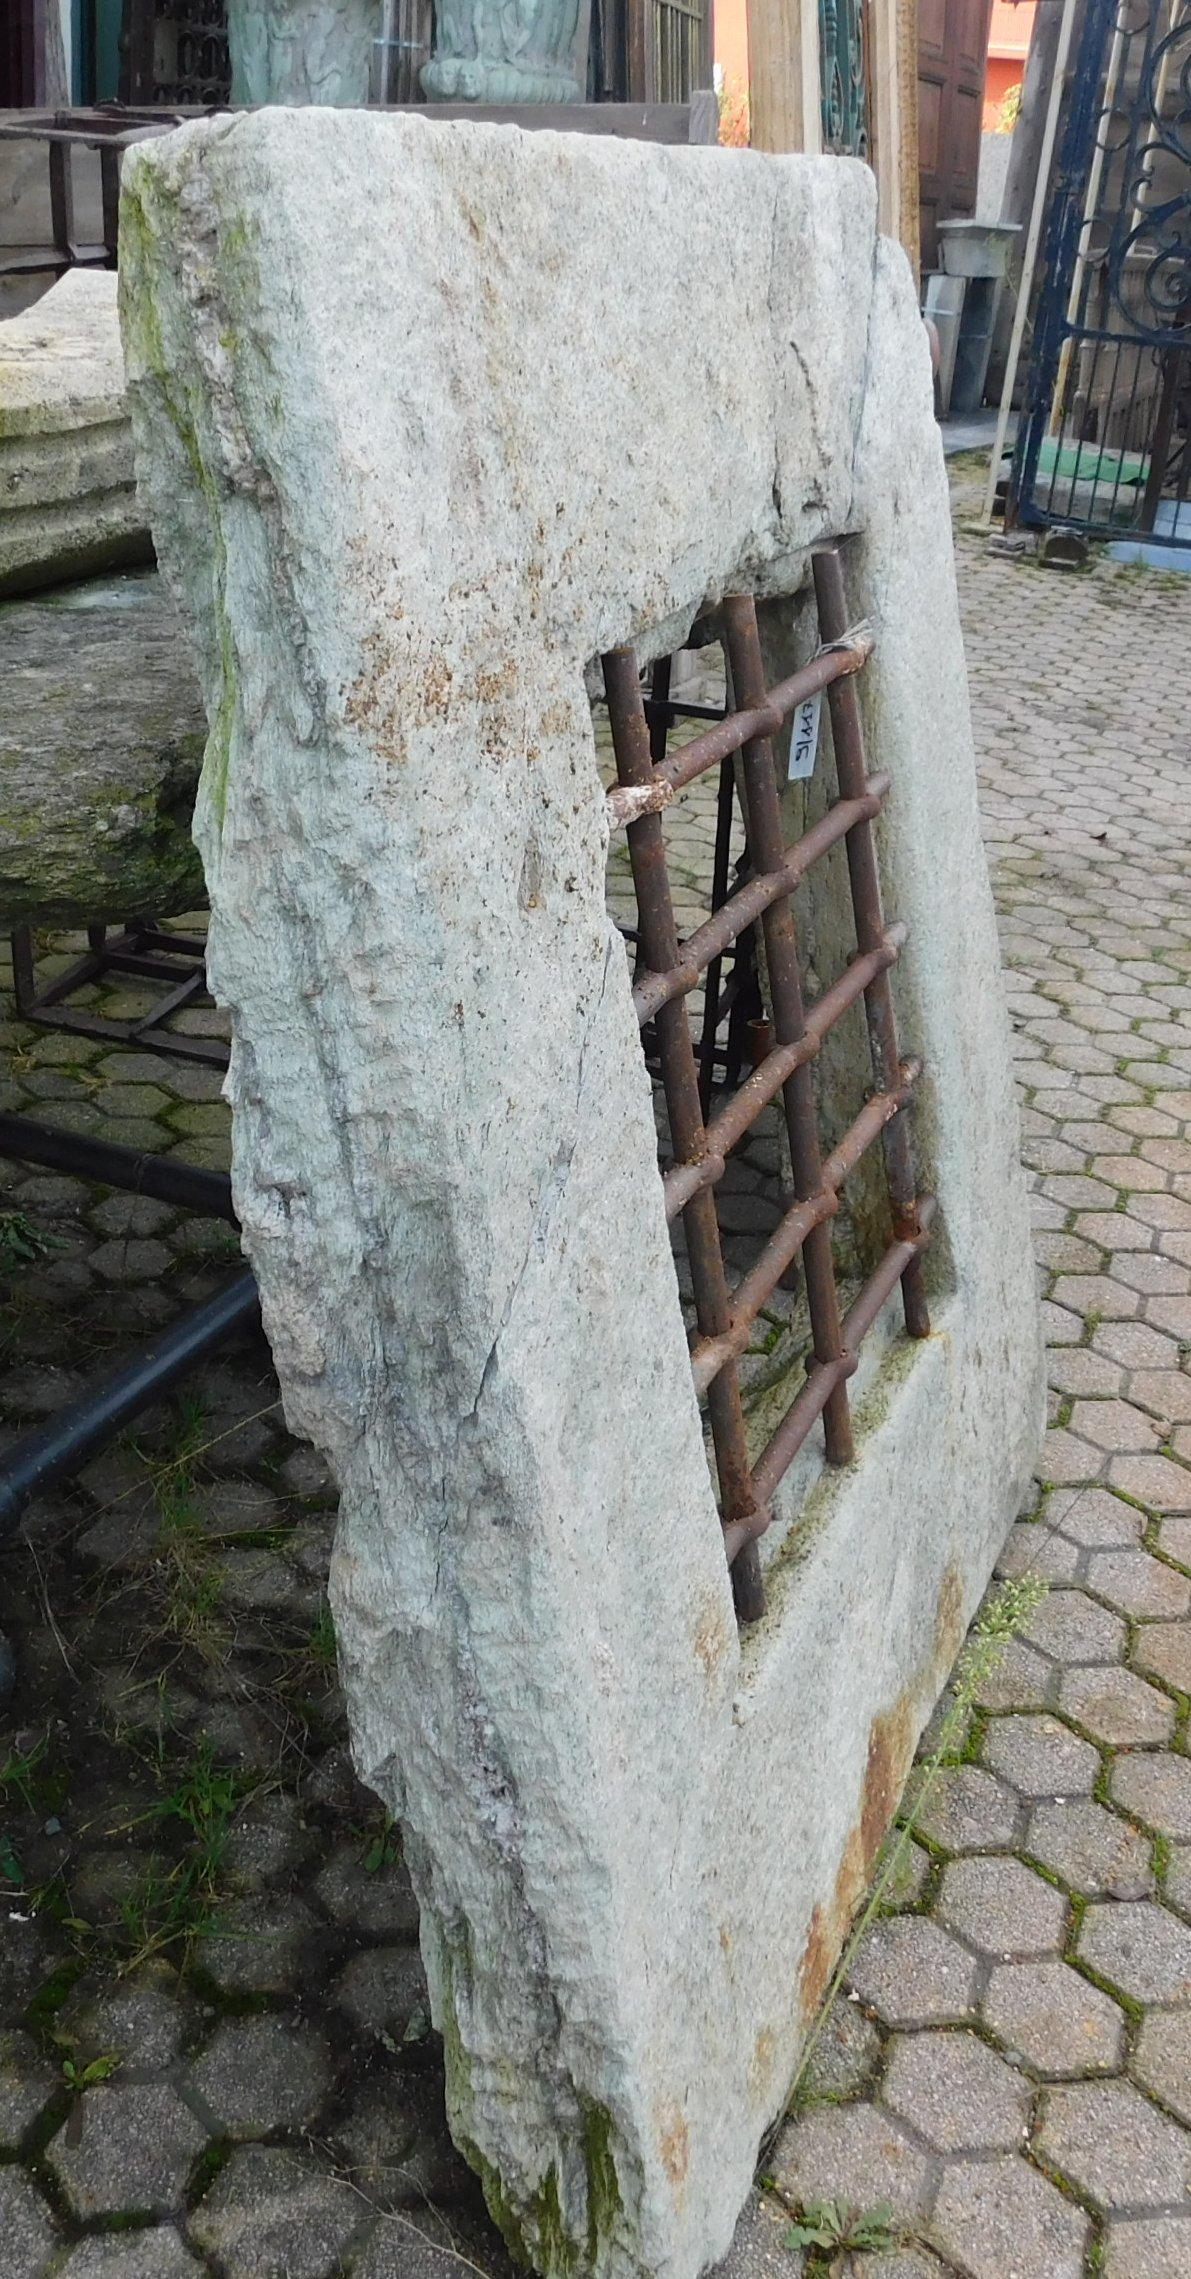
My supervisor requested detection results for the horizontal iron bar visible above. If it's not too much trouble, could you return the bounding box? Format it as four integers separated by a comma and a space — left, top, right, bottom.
633, 776, 891, 1027
0, 1114, 236, 1222
689, 1059, 922, 1393
606, 630, 874, 827
721, 1194, 936, 1563
0, 1271, 259, 1535
662, 924, 907, 1219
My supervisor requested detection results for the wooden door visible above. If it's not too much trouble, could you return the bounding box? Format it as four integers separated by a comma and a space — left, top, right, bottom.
919, 0, 994, 268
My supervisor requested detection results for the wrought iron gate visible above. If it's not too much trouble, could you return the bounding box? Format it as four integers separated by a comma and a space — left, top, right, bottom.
1010, 0, 1191, 548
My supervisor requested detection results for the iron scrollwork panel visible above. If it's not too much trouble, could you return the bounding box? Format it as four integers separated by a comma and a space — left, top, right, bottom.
820, 0, 868, 160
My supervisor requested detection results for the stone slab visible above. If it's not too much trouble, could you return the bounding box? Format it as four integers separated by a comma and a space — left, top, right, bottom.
0, 570, 206, 924
121, 109, 1044, 2279
0, 269, 150, 596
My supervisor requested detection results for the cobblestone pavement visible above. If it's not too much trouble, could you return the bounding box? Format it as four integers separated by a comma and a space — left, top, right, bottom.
1, 471, 1190, 2276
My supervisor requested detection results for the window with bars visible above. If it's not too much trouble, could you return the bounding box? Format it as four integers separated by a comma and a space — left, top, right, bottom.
598, 546, 933, 1622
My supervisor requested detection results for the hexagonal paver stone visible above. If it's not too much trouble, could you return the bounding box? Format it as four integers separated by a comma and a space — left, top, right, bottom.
188, 2013, 334, 2138
937, 1856, 1066, 1959
47, 2080, 209, 2218
1104, 2215, 1191, 2278
1058, 1664, 1175, 1747
331, 2068, 470, 2213
1035, 2078, 1190, 2209
929, 2153, 1089, 2279
1132, 2007, 1191, 2128
333, 1945, 429, 2040
1027, 1798, 1153, 1898
1023, 1590, 1127, 1668
995, 1522, 1081, 1584
1078, 1900, 1191, 2004
55, 2230, 204, 2276
1110, 1751, 1191, 1839
1132, 1621, 1191, 1692
194, 1895, 318, 1996
1087, 1550, 1191, 1619
907, 1766, 1020, 1854
313, 1845, 421, 1938
969, 1638, 1055, 1714
0, 2164, 60, 2277
881, 2029, 1029, 2153
1049, 1488, 1144, 1550
800, 1999, 883, 2102
188, 2145, 364, 2277
846, 1917, 980, 2029
770, 2101, 932, 2223
982, 1957, 1125, 2078
1167, 1843, 1191, 1917
1108, 1454, 1191, 1512
57, 1964, 192, 2071
0, 2025, 57, 2147
351, 2224, 528, 2279
982, 1714, 1099, 1799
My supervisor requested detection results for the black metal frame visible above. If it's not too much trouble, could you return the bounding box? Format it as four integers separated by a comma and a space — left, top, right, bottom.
1011, 0, 1191, 547
11, 921, 227, 1068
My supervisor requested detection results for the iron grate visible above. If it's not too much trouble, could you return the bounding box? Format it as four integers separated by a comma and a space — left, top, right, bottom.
601, 545, 933, 1622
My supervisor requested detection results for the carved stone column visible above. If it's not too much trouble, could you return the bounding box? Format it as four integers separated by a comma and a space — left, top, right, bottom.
227, 0, 382, 105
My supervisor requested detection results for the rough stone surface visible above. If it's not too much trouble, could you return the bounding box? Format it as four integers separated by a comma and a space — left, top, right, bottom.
121, 113, 1043, 2279
0, 2164, 61, 2276
0, 268, 149, 594
0, 572, 205, 924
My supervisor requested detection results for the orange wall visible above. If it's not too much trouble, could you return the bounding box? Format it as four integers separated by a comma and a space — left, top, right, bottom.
715, 0, 749, 94
985, 0, 1034, 128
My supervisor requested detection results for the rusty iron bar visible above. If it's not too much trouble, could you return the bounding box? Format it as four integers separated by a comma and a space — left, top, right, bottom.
721, 595, 855, 1468
631, 775, 891, 1027
812, 549, 931, 1341
721, 1196, 937, 1560
746, 1198, 937, 1520
689, 1061, 922, 1394
602, 645, 766, 1623
662, 926, 907, 1218
605, 632, 874, 828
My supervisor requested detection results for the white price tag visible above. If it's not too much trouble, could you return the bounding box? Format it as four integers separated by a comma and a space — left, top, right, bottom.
788, 690, 822, 782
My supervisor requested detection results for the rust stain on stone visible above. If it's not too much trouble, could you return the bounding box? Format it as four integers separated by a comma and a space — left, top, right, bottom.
656, 2100, 689, 2186
933, 1560, 966, 1683
797, 1690, 917, 2025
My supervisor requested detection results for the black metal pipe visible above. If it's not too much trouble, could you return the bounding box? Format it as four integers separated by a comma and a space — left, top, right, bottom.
0, 1271, 260, 1535
0, 1114, 235, 1223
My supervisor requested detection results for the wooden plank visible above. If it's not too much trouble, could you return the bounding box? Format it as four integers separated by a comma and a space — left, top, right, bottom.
745, 0, 822, 153
870, 0, 921, 274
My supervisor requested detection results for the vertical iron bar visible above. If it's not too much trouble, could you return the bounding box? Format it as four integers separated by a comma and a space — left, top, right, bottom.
697, 754, 738, 1117
48, 139, 74, 265
720, 597, 855, 1468
812, 547, 930, 1340
603, 645, 765, 1621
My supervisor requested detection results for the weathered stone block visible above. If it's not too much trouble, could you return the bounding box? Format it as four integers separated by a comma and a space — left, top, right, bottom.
121, 112, 1043, 2279
0, 571, 205, 926
0, 269, 150, 596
